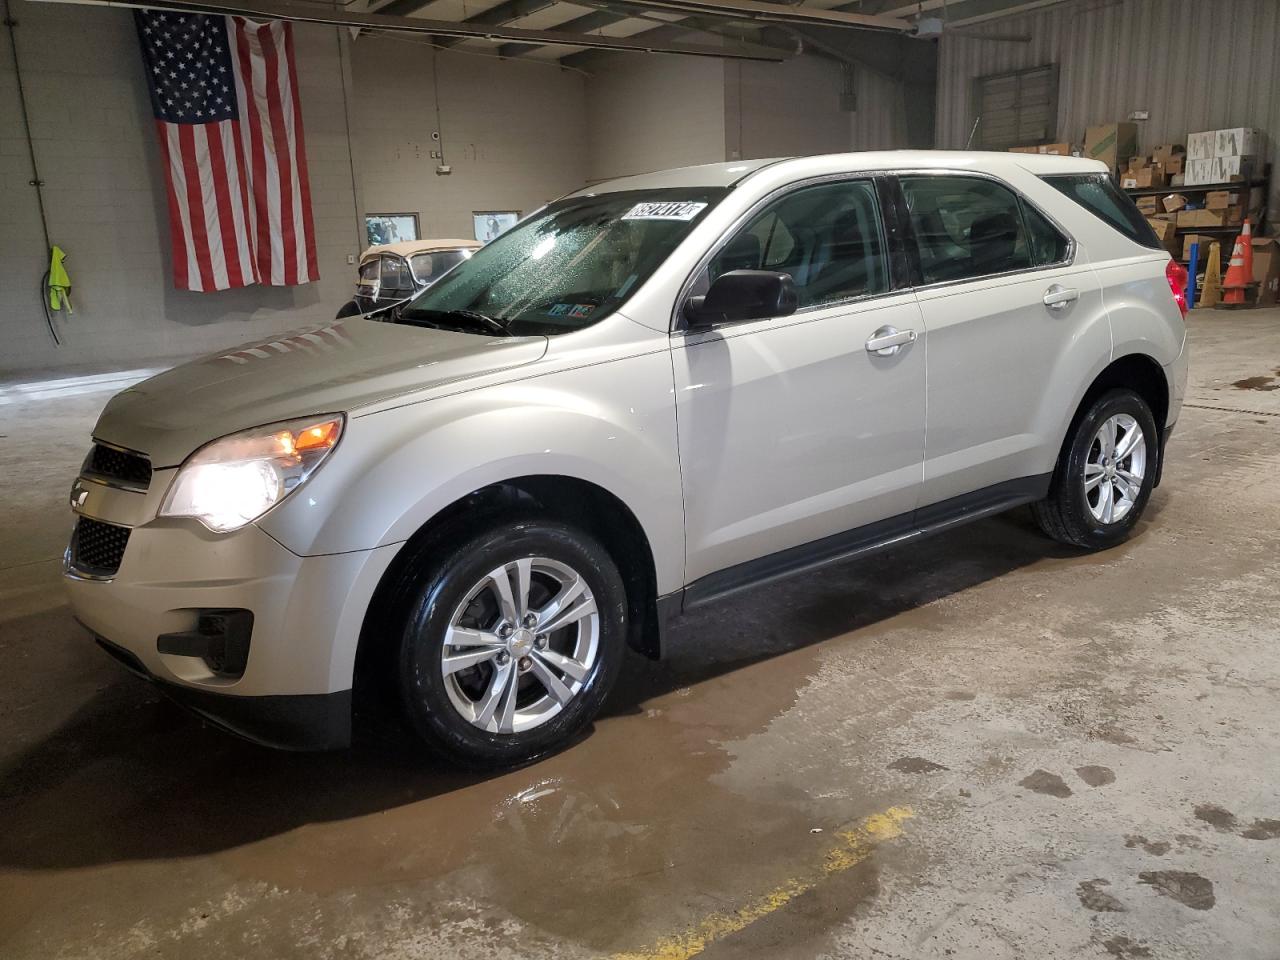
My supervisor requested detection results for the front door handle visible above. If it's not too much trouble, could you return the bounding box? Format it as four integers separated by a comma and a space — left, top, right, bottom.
1043, 284, 1079, 309
866, 326, 917, 356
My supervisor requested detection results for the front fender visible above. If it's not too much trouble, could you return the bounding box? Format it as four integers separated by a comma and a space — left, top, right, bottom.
256, 349, 686, 595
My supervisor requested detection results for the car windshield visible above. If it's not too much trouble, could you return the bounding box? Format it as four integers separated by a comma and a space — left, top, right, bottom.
410, 249, 472, 285
398, 188, 726, 336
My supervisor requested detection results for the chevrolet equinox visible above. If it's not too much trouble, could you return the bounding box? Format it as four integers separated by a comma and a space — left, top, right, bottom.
66, 152, 1189, 765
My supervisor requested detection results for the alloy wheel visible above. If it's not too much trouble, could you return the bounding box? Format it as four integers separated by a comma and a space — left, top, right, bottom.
1084, 413, 1147, 524
440, 557, 600, 734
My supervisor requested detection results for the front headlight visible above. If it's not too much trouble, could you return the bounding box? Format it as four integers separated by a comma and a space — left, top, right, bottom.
159, 414, 344, 532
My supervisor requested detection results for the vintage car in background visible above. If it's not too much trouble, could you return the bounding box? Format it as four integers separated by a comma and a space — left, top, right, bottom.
336, 239, 482, 318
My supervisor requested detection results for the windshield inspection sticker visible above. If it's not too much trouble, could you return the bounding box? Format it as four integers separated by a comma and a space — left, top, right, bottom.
622, 201, 708, 221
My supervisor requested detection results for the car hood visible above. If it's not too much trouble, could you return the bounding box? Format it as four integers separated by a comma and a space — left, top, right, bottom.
94, 318, 547, 467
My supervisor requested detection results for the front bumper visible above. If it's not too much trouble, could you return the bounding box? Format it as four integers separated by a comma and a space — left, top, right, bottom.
94, 633, 352, 750
65, 515, 400, 750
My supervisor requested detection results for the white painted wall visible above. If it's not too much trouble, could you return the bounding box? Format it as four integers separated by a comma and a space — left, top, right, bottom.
584, 54, 727, 182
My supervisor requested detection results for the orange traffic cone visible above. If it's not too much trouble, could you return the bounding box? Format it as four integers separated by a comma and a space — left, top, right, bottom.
1220, 219, 1254, 306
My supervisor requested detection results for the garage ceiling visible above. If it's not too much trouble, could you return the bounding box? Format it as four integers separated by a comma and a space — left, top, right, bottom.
46, 0, 1061, 66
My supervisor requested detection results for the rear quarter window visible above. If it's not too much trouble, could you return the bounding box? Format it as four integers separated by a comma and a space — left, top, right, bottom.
1041, 174, 1162, 249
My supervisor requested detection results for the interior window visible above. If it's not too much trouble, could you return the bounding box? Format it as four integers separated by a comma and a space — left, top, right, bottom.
1021, 200, 1071, 265
900, 176, 1033, 284
707, 179, 889, 309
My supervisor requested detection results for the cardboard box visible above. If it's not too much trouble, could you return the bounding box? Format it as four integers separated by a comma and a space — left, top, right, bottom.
1182, 234, 1217, 261
1121, 175, 1139, 189
1136, 197, 1160, 215
1185, 158, 1217, 186
1252, 236, 1280, 306
1010, 142, 1074, 156
1127, 155, 1151, 171
1164, 156, 1185, 176
1224, 205, 1246, 225
1133, 166, 1166, 188
1153, 144, 1186, 163
1187, 130, 1216, 161
1085, 122, 1139, 173
1146, 217, 1178, 254
1215, 127, 1261, 157
1205, 190, 1240, 210
1177, 208, 1229, 228
1162, 193, 1190, 213
1171, 173, 1185, 187
1211, 156, 1254, 182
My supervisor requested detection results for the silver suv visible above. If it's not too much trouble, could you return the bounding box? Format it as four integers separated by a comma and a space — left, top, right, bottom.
66, 152, 1189, 765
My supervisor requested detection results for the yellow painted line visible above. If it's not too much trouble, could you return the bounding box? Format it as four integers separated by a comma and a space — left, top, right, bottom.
613, 806, 914, 960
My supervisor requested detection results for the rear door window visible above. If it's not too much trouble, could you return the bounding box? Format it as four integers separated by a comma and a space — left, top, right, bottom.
899, 175, 1033, 284
1041, 174, 1161, 249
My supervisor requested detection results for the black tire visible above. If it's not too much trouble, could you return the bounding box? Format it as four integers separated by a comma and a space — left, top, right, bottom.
1032, 388, 1160, 550
396, 517, 627, 768
335, 299, 362, 319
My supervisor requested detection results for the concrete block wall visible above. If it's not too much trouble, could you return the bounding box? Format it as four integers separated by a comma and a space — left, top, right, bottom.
350, 39, 587, 239
584, 54, 727, 183
1, 3, 911, 376
1, 2, 359, 374
728, 55, 859, 162
0, 6, 588, 375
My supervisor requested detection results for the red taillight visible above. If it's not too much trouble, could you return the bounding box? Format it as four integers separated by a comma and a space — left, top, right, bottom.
1166, 259, 1188, 316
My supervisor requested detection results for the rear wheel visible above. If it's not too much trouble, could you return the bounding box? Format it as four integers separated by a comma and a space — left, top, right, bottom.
396, 518, 626, 767
1032, 388, 1159, 550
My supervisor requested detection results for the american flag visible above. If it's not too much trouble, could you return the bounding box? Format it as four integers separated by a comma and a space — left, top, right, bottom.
135, 11, 319, 292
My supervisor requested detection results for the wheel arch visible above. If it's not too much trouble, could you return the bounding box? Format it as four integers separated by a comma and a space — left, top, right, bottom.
352, 475, 665, 711
1056, 351, 1170, 486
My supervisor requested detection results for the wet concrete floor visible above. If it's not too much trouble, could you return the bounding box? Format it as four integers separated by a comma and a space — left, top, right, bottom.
2, 311, 1279, 959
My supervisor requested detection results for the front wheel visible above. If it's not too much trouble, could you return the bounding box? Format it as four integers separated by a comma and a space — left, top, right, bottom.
1032, 388, 1159, 550
396, 519, 627, 767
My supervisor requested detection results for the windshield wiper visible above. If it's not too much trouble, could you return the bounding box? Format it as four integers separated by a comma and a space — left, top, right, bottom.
398, 308, 512, 336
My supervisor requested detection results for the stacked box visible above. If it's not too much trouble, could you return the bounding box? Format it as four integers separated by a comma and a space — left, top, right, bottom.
1145, 218, 1178, 254
1187, 131, 1215, 160
1214, 128, 1260, 157
1085, 123, 1138, 173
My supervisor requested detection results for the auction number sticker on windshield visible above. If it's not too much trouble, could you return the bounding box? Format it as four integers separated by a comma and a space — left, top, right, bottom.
622, 201, 708, 221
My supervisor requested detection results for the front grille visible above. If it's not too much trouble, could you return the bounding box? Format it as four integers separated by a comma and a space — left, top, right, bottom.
71, 517, 132, 577
86, 443, 152, 490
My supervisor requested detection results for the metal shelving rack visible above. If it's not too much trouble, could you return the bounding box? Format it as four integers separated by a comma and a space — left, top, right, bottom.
1122, 166, 1271, 267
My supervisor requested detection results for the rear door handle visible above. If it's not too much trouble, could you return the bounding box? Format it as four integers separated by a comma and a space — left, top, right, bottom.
865, 326, 917, 356
1043, 284, 1079, 309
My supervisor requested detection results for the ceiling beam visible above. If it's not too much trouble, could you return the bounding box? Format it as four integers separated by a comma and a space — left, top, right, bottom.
432, 0, 561, 49
558, 15, 761, 67
499, 8, 624, 58
41, 0, 787, 59
504, 0, 910, 60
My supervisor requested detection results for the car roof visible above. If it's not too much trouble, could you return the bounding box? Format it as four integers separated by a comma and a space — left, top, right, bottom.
360, 239, 482, 261
578, 151, 1107, 195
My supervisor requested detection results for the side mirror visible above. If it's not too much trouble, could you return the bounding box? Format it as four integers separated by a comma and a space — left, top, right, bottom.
684, 270, 798, 329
